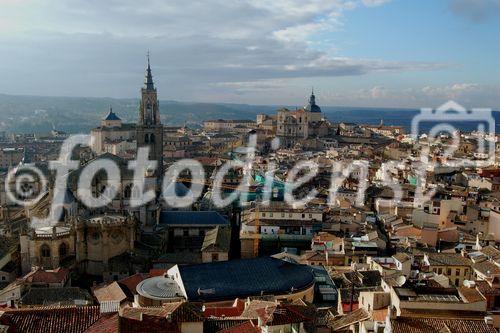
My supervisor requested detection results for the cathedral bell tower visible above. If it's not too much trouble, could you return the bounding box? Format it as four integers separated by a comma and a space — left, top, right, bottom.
136, 53, 163, 176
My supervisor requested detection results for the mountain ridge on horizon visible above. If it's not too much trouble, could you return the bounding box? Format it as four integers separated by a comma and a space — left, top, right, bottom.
0, 92, 420, 110
0, 93, 495, 135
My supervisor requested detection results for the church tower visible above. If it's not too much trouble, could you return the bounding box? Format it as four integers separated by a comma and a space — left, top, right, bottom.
304, 88, 322, 122
136, 54, 163, 175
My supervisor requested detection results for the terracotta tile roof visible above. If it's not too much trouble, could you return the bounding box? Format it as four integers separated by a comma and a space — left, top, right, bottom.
394, 226, 422, 237
458, 286, 486, 303
216, 320, 260, 333
399, 309, 487, 319
480, 246, 500, 260
255, 304, 313, 326
204, 299, 245, 318
204, 318, 250, 333
426, 253, 473, 267
313, 232, 342, 243
343, 270, 382, 287
0, 306, 101, 333
23, 267, 69, 285
119, 302, 204, 333
473, 260, 500, 276
148, 269, 166, 277
383, 274, 405, 287
121, 302, 203, 323
172, 302, 204, 322
302, 251, 327, 262
390, 316, 497, 333
327, 308, 370, 331
117, 273, 149, 296
314, 308, 335, 327
93, 282, 127, 304
197, 157, 224, 166
119, 313, 179, 332
84, 313, 118, 333
475, 280, 500, 296
121, 305, 176, 321
240, 300, 277, 319
393, 253, 411, 263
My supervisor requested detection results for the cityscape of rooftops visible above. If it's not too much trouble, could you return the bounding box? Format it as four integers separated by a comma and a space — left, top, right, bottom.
0, 1, 499, 333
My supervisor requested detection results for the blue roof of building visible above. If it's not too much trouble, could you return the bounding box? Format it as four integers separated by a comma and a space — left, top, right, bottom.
159, 211, 229, 226
177, 257, 314, 302
305, 103, 322, 113
304, 92, 322, 113
104, 109, 121, 121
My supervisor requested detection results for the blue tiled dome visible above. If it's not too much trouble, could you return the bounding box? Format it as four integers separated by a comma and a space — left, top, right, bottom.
305, 91, 322, 113
104, 107, 121, 121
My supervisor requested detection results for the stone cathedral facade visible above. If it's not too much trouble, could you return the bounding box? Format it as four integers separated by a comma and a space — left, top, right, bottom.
21, 57, 164, 278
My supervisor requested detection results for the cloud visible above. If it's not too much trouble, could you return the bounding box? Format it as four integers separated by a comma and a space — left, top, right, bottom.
273, 21, 337, 43
369, 86, 387, 99
0, 0, 446, 104
449, 0, 500, 22
362, 0, 391, 7
421, 83, 480, 99
214, 79, 292, 96
312, 83, 500, 109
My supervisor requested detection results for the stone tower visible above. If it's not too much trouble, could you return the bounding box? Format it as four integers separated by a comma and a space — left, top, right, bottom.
136, 54, 163, 176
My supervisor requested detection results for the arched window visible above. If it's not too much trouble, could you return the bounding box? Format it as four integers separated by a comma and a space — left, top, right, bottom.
150, 133, 155, 143
124, 184, 132, 199
41, 244, 51, 258
59, 207, 67, 222
145, 134, 149, 143
59, 243, 67, 258
146, 104, 153, 124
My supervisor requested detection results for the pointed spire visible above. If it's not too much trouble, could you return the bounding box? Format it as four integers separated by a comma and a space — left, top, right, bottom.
104, 105, 121, 121
304, 87, 321, 113
144, 50, 155, 90
308, 87, 316, 108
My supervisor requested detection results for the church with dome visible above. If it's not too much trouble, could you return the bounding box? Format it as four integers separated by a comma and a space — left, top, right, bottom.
276, 90, 330, 148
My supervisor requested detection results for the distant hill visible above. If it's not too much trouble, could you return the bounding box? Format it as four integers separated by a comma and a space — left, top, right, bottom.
0, 94, 277, 134
0, 93, 497, 134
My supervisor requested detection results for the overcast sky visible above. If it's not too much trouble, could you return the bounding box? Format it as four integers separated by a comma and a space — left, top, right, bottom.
0, 0, 499, 108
